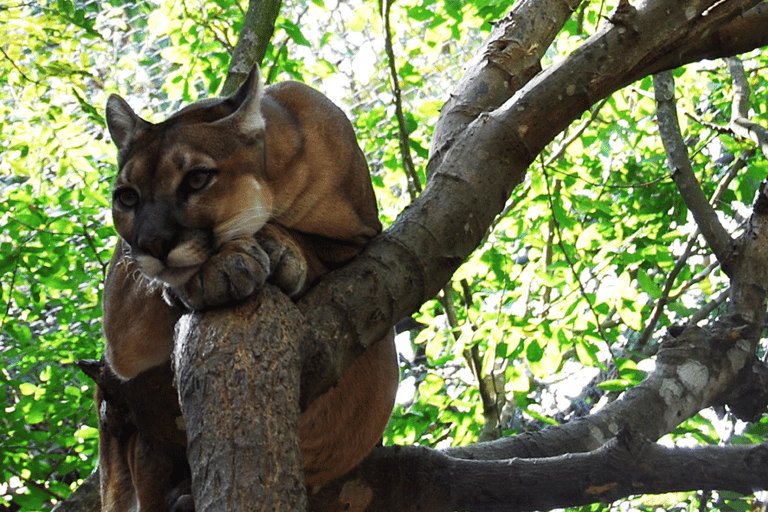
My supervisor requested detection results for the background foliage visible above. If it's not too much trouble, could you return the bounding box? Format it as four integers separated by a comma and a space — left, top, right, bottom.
1, 0, 766, 510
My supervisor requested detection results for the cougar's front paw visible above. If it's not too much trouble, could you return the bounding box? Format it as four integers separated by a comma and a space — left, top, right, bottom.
256, 226, 308, 298
167, 479, 194, 512
173, 237, 270, 310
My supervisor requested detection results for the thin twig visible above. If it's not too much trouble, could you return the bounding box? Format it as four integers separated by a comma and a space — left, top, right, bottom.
688, 286, 730, 325
8, 467, 65, 501
635, 235, 698, 350
544, 97, 610, 167
381, 0, 421, 200
542, 168, 617, 367
684, 110, 733, 135
0, 256, 20, 337
80, 218, 107, 277
438, 281, 504, 440
0, 46, 39, 84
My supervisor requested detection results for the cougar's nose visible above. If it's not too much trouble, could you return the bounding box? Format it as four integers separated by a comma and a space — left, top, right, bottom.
134, 203, 180, 261
136, 233, 176, 261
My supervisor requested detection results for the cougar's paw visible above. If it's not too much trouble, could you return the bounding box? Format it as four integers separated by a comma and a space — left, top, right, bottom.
167, 479, 194, 512
257, 229, 308, 298
173, 237, 271, 310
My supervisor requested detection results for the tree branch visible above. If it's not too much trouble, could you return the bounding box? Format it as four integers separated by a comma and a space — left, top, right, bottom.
426, 0, 577, 176
311, 434, 768, 512
653, 70, 736, 272
635, 233, 698, 350
220, 0, 283, 95
648, 2, 768, 74
296, 0, 764, 405
727, 56, 768, 156
174, 287, 307, 511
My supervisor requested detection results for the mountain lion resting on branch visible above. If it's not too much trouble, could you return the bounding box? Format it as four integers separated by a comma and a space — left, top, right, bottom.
93, 66, 398, 511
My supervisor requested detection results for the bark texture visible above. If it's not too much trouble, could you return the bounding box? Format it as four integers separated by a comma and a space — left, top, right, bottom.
220, 0, 283, 96
308, 433, 768, 512
51, 472, 100, 512
174, 286, 307, 511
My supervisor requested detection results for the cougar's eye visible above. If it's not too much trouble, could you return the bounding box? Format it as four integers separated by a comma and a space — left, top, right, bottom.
184, 169, 215, 192
114, 187, 139, 209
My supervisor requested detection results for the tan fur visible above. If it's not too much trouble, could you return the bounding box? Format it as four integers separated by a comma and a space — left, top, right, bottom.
104, 67, 381, 378
103, 240, 182, 379
301, 330, 398, 486
99, 67, 398, 509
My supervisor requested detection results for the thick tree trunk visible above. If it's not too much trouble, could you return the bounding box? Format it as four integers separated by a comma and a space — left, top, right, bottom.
174, 285, 307, 511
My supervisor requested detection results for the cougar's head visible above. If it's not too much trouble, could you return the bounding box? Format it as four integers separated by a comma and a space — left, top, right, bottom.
106, 67, 272, 287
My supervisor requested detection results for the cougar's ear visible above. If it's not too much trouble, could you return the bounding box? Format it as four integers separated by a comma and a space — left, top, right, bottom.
225, 65, 265, 138
106, 95, 148, 154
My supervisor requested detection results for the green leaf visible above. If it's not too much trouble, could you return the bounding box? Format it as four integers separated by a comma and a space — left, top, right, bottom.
419, 374, 444, 399
575, 339, 600, 366
636, 268, 661, 299
526, 339, 544, 363
596, 379, 631, 392
19, 383, 38, 396
280, 20, 311, 47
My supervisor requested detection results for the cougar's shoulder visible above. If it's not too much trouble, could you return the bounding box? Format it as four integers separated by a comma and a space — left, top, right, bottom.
260, 81, 382, 243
